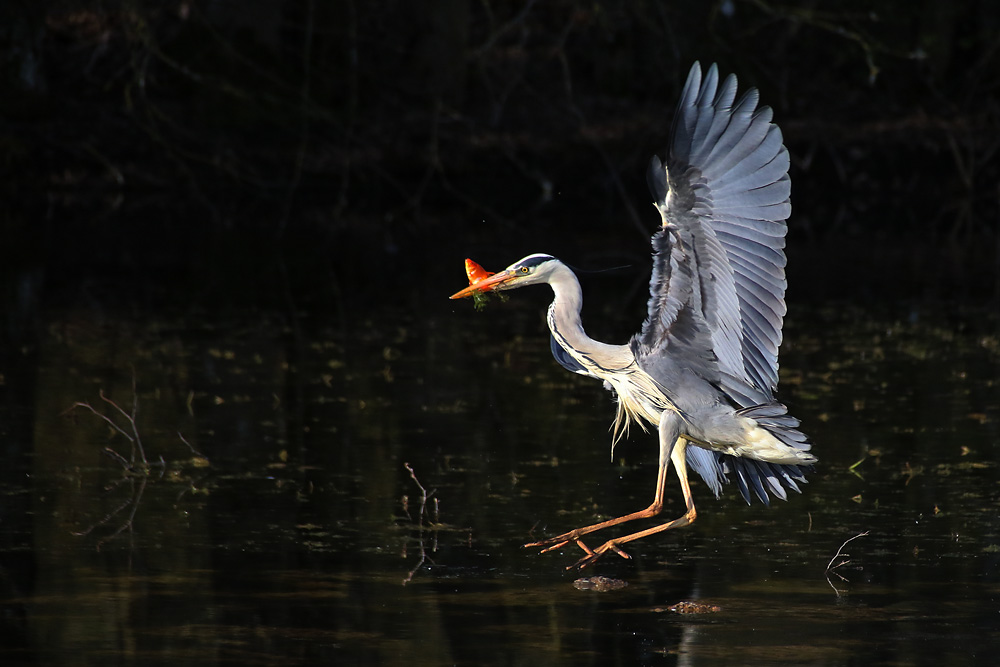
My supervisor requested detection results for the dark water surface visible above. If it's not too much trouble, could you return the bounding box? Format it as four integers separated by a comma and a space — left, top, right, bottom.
1, 284, 999, 665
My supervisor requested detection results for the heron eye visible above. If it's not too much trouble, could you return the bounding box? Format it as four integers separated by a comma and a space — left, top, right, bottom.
520, 266, 530, 274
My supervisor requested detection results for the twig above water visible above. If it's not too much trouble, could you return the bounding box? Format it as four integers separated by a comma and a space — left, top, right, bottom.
63, 372, 207, 552
825, 531, 870, 596
402, 463, 441, 585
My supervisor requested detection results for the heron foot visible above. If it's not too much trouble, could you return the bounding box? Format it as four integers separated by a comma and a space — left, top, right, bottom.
569, 539, 632, 569
525, 531, 633, 569
524, 531, 592, 555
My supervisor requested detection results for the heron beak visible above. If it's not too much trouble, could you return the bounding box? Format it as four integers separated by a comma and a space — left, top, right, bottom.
449, 269, 516, 299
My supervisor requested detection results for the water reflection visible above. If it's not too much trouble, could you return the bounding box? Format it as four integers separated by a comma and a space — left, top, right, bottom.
0, 297, 998, 664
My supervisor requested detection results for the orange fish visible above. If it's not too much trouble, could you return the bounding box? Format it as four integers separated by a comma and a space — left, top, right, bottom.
464, 258, 494, 285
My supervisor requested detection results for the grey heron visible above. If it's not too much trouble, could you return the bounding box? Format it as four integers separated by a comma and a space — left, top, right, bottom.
450, 62, 816, 570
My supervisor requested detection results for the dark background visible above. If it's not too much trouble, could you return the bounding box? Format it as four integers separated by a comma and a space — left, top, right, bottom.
2, 0, 999, 312
1, 6, 999, 662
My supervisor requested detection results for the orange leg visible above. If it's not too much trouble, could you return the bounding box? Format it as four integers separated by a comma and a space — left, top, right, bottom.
571, 440, 696, 569
523, 456, 673, 556
525, 411, 696, 569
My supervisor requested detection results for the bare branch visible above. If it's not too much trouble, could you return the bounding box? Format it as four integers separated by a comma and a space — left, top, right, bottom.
177, 431, 208, 460
826, 530, 869, 572
68, 400, 135, 443
825, 531, 870, 596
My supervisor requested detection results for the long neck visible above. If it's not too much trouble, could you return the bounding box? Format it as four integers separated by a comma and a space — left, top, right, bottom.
546, 262, 631, 368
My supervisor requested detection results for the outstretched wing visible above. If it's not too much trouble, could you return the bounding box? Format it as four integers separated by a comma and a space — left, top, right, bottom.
639, 62, 790, 400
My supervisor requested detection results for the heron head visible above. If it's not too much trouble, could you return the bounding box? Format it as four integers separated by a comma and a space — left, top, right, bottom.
449, 254, 559, 299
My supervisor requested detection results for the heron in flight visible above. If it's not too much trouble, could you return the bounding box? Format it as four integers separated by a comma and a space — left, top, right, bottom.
450, 62, 816, 569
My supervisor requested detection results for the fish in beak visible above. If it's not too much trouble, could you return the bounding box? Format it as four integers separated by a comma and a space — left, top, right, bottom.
449, 259, 515, 299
